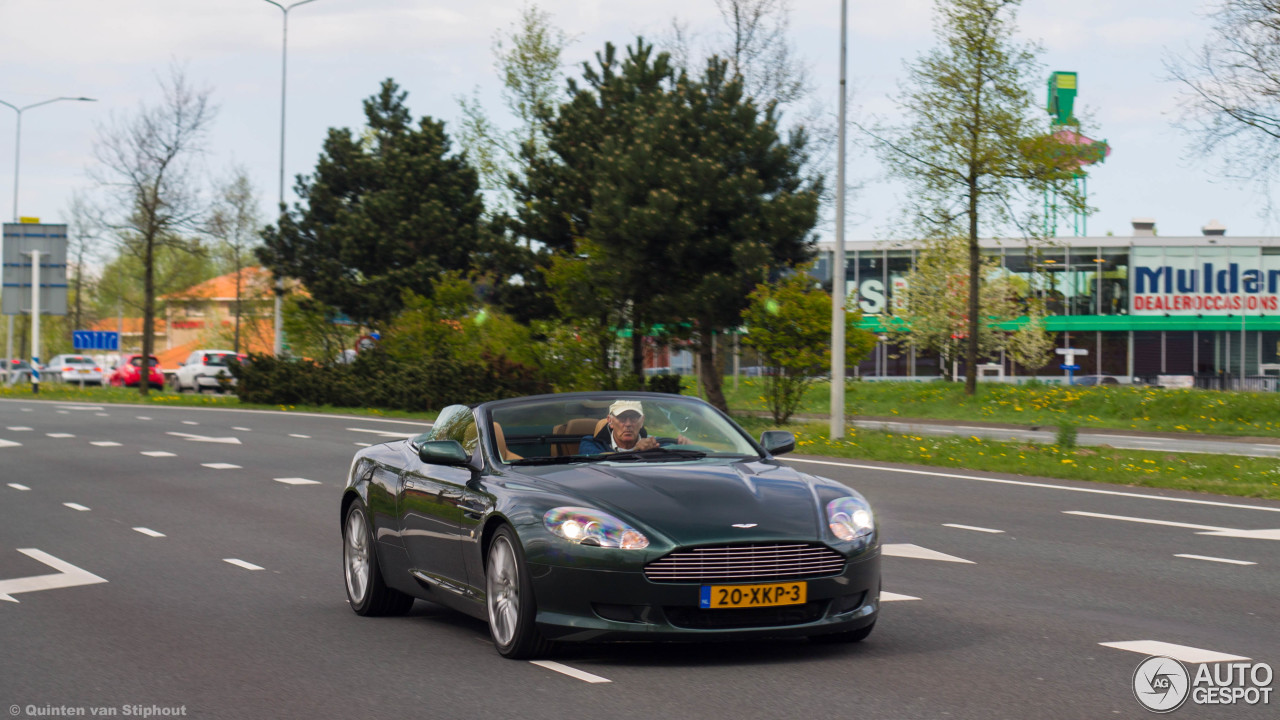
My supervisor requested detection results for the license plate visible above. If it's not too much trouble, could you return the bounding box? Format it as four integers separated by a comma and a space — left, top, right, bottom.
700, 581, 807, 609
78, 369, 90, 374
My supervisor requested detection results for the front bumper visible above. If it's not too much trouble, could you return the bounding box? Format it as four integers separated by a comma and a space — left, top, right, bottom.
528, 550, 880, 642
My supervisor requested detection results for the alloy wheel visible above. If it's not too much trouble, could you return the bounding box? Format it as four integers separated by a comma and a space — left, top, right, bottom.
344, 509, 370, 604
487, 536, 519, 646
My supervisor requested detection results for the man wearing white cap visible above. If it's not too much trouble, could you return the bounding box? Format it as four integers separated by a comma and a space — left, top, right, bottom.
578, 399, 687, 454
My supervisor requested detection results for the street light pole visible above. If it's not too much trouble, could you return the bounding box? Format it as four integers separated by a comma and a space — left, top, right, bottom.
830, 0, 848, 440
262, 0, 320, 357
0, 96, 95, 367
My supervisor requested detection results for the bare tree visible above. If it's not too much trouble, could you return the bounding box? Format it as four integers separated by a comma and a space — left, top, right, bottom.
206, 167, 262, 353
65, 191, 101, 344
1168, 1, 1280, 192
90, 67, 216, 396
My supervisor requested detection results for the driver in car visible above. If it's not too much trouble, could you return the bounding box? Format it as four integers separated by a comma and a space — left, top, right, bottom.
578, 400, 689, 454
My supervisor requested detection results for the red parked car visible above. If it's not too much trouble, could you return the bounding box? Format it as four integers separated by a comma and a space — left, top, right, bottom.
108, 354, 165, 389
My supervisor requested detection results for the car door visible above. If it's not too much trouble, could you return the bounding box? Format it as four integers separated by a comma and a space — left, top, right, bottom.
178, 353, 198, 387
398, 405, 476, 594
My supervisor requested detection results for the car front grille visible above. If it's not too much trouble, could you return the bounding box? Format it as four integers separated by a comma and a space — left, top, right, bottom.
644, 543, 846, 583
664, 601, 828, 629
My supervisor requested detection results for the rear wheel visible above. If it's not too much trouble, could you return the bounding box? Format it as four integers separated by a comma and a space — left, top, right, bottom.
486, 525, 554, 659
168, 375, 182, 392
344, 499, 413, 616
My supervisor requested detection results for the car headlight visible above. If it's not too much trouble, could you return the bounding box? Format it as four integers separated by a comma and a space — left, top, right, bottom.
543, 507, 649, 549
826, 496, 875, 542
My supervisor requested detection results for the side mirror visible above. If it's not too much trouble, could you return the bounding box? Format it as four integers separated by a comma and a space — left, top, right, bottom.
760, 430, 796, 456
418, 440, 471, 466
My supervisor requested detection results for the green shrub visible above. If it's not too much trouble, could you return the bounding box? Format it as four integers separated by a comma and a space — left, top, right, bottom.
1056, 421, 1077, 449
647, 374, 683, 395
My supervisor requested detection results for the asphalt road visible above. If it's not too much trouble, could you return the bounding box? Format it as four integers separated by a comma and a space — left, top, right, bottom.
1, 398, 1277, 719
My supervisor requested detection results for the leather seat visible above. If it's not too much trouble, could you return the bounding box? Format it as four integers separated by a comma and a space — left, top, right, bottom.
492, 421, 522, 461
551, 417, 603, 456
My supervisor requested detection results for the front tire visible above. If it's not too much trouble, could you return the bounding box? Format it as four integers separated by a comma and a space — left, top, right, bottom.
486, 525, 554, 659
344, 499, 413, 617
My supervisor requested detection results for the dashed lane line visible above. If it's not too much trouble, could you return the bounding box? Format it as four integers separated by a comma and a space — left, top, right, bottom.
1099, 641, 1250, 664
7, 483, 30, 491
223, 559, 263, 571
140, 451, 176, 458
46, 433, 74, 438
232, 426, 251, 431
63, 503, 90, 512
274, 477, 321, 485
201, 463, 241, 470
0, 439, 20, 448
181, 421, 199, 426
94, 413, 109, 417
529, 661, 611, 684
136, 416, 152, 421
1174, 554, 1256, 566
5, 426, 32, 431
90, 441, 122, 447
133, 527, 166, 538
943, 523, 1004, 534
288, 434, 311, 439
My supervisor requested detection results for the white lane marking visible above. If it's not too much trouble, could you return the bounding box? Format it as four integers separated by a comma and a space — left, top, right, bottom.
881, 591, 920, 602
90, 441, 122, 447
167, 431, 241, 445
529, 660, 611, 684
881, 543, 974, 564
347, 427, 419, 438
63, 503, 90, 511
223, 558, 263, 571
0, 439, 20, 448
133, 527, 166, 538
140, 451, 176, 458
136, 416, 152, 421
21, 408, 31, 412
46, 433, 74, 438
232, 426, 251, 432
202, 463, 241, 470
786, 457, 1280, 514
6, 426, 32, 431
1174, 554, 1256, 566
56, 405, 104, 411
94, 413, 109, 417
1064, 511, 1280, 541
1063, 511, 1227, 532
0, 548, 108, 602
1099, 641, 1250, 664
943, 523, 1004, 534
288, 434, 311, 439
354, 442, 372, 447
8, 483, 30, 491
57, 410, 68, 414
274, 477, 321, 485
182, 420, 199, 425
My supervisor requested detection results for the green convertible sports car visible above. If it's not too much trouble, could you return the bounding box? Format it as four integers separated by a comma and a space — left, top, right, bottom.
341, 391, 881, 658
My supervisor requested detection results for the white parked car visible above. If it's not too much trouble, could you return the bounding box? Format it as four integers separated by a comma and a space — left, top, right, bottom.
44, 354, 104, 385
171, 349, 246, 393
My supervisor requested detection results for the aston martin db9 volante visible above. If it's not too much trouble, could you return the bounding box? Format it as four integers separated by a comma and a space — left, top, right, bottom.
341, 392, 880, 658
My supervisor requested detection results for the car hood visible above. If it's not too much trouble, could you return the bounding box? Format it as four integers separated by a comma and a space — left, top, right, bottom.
526, 460, 826, 545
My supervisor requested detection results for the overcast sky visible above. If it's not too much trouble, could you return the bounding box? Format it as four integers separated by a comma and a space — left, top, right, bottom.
0, 0, 1263, 247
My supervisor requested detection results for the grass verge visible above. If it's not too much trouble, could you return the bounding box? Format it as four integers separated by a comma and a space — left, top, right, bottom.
734, 415, 1280, 501
719, 378, 1280, 438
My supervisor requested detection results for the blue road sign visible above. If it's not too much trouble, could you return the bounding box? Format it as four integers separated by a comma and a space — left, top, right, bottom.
73, 330, 119, 351
1060, 363, 1081, 371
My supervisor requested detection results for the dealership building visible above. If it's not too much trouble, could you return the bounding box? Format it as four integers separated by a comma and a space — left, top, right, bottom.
816, 220, 1280, 382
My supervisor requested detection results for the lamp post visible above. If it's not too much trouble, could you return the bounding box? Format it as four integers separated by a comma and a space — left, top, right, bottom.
0, 96, 96, 368
261, 0, 321, 357
830, 0, 848, 440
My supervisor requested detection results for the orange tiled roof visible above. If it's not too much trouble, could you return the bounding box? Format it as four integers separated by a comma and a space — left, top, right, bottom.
162, 266, 275, 301
155, 340, 203, 370
88, 318, 167, 334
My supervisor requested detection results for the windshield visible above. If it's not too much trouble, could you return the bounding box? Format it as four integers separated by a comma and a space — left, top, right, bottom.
488, 395, 760, 464
130, 356, 160, 367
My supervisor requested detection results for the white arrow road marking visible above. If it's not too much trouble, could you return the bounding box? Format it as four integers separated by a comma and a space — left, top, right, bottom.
8, 483, 30, 491
46, 433, 74, 438
0, 439, 20, 448
1100, 641, 1249, 664
274, 477, 321, 485
133, 527, 165, 538
1174, 554, 1255, 566
881, 591, 921, 602
90, 441, 122, 447
166, 432, 241, 445
1064, 511, 1280, 541
943, 523, 1004, 534
63, 503, 90, 511
6, 426, 32, 431
0, 548, 108, 602
223, 559, 263, 571
201, 463, 241, 470
882, 543, 975, 563
530, 661, 611, 684
140, 451, 176, 458
346, 427, 418, 438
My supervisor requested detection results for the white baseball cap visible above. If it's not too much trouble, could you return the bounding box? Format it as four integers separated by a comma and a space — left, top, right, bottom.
608, 400, 644, 417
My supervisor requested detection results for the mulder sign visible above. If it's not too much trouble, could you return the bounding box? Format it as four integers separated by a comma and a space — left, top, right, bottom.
1131, 246, 1280, 316
1, 223, 69, 316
